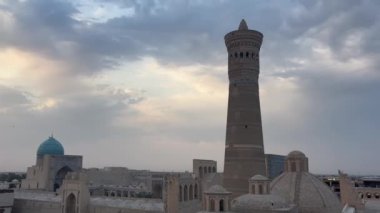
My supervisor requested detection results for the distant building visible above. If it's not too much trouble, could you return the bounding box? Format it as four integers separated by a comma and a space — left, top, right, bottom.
265, 154, 285, 179
20, 136, 82, 192
340, 171, 380, 212
0, 189, 14, 213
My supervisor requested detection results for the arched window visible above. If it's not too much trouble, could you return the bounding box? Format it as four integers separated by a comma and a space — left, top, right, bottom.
179, 185, 182, 202
367, 192, 372, 199
54, 166, 72, 192
65, 193, 76, 213
110, 192, 115, 197
208, 167, 211, 173
240, 52, 243, 58
189, 185, 193, 200
199, 167, 203, 178
252, 185, 255, 194
291, 162, 297, 172
212, 167, 216, 173
234, 52, 238, 58
219, 199, 225, 212
184, 185, 188, 201
246, 52, 249, 58
258, 184, 263, 194
375, 193, 380, 199
360, 193, 364, 199
204, 167, 207, 174
210, 199, 215, 211
194, 184, 198, 199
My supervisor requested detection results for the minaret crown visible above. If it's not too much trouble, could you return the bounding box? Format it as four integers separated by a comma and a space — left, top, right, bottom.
238, 19, 248, 30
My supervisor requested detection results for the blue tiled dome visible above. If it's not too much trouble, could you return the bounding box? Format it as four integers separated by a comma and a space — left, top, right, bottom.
37, 136, 64, 156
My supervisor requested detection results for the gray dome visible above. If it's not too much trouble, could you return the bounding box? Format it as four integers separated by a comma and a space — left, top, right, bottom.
287, 150, 306, 158
205, 185, 230, 194
271, 172, 342, 213
250, 174, 269, 181
232, 194, 290, 212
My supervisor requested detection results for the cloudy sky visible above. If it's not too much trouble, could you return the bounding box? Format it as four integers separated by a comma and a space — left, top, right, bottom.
0, 0, 379, 175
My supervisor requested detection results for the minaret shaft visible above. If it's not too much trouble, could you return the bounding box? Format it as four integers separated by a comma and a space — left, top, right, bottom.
223, 20, 266, 197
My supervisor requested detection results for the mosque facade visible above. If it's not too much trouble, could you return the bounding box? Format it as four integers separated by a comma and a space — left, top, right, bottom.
7, 20, 345, 213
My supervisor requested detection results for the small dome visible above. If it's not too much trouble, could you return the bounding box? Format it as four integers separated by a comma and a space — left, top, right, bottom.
232, 194, 291, 211
37, 136, 64, 156
287, 150, 306, 158
205, 185, 230, 194
250, 174, 269, 181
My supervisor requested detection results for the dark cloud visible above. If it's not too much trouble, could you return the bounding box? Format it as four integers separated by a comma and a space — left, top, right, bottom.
0, 85, 30, 110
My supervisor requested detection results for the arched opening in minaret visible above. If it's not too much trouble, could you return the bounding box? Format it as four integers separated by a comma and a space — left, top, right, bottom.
65, 193, 76, 213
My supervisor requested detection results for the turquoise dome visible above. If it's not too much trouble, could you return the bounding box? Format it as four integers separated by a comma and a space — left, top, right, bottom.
37, 136, 64, 156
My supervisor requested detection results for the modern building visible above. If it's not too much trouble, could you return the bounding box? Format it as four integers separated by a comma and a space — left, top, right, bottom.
223, 19, 267, 197
265, 154, 285, 179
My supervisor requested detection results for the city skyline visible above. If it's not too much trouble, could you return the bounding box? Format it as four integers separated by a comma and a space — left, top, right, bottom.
1, 0, 380, 175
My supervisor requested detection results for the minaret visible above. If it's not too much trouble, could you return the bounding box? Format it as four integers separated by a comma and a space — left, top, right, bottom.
223, 19, 266, 197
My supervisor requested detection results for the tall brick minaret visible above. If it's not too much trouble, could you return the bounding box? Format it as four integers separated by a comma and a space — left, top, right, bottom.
223, 19, 266, 197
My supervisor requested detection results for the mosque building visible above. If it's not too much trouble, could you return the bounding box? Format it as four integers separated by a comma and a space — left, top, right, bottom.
6, 20, 348, 213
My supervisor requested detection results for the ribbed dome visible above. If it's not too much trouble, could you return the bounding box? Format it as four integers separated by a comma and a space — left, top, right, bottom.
271, 172, 342, 213
232, 194, 291, 211
37, 136, 64, 156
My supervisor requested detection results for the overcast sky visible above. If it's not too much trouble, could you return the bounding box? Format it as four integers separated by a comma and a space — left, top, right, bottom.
0, 0, 379, 175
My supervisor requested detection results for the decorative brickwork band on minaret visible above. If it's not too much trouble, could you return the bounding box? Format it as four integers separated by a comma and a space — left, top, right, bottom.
223, 19, 266, 197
